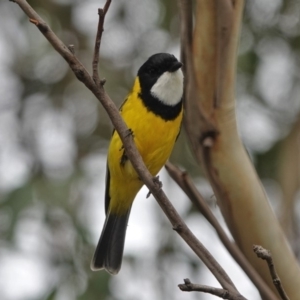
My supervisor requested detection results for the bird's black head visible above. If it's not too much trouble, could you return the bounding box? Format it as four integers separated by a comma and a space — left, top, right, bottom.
136, 53, 183, 120
137, 53, 182, 91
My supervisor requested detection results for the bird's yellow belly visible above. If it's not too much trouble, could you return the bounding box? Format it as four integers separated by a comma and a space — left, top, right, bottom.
134, 120, 178, 175
107, 90, 182, 214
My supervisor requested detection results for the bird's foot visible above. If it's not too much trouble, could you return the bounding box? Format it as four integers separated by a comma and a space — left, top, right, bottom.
119, 129, 134, 151
126, 128, 134, 138
146, 176, 163, 198
153, 176, 163, 189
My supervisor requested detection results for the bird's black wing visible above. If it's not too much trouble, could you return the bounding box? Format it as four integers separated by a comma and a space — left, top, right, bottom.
104, 97, 129, 214
104, 163, 111, 215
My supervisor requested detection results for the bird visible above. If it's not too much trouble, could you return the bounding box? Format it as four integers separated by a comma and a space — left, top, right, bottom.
91, 53, 184, 275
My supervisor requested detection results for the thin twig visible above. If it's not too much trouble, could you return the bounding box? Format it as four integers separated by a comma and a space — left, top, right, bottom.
92, 0, 111, 85
178, 278, 245, 300
12, 1, 246, 298
165, 162, 279, 300
253, 245, 290, 300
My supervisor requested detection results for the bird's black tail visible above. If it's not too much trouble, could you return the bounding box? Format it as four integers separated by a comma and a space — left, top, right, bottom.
90, 208, 131, 275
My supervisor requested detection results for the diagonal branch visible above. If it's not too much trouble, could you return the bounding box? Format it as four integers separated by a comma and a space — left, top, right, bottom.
165, 162, 279, 300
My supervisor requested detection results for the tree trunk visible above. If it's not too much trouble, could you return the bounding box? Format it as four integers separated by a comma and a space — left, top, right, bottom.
182, 0, 300, 298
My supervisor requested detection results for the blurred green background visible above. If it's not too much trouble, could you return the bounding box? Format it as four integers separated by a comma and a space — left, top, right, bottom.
0, 0, 299, 299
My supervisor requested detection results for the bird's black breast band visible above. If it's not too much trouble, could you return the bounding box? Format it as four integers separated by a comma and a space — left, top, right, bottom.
138, 91, 182, 121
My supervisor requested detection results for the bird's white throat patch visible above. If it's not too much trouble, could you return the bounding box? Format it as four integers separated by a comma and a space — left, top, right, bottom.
150, 69, 184, 106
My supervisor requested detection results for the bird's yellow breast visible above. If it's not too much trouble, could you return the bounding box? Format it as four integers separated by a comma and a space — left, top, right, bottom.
107, 77, 183, 214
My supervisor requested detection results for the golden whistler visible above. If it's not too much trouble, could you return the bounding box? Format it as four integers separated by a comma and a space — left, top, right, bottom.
91, 53, 184, 274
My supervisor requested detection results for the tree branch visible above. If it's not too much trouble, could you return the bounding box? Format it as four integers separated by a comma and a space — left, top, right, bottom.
92, 0, 111, 85
178, 278, 244, 300
165, 162, 279, 300
253, 245, 290, 300
11, 0, 246, 298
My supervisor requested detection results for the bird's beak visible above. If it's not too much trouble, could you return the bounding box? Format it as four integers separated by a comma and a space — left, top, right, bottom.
168, 61, 183, 73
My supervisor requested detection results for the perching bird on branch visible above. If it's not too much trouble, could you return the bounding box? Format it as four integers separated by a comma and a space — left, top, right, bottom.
91, 53, 184, 274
